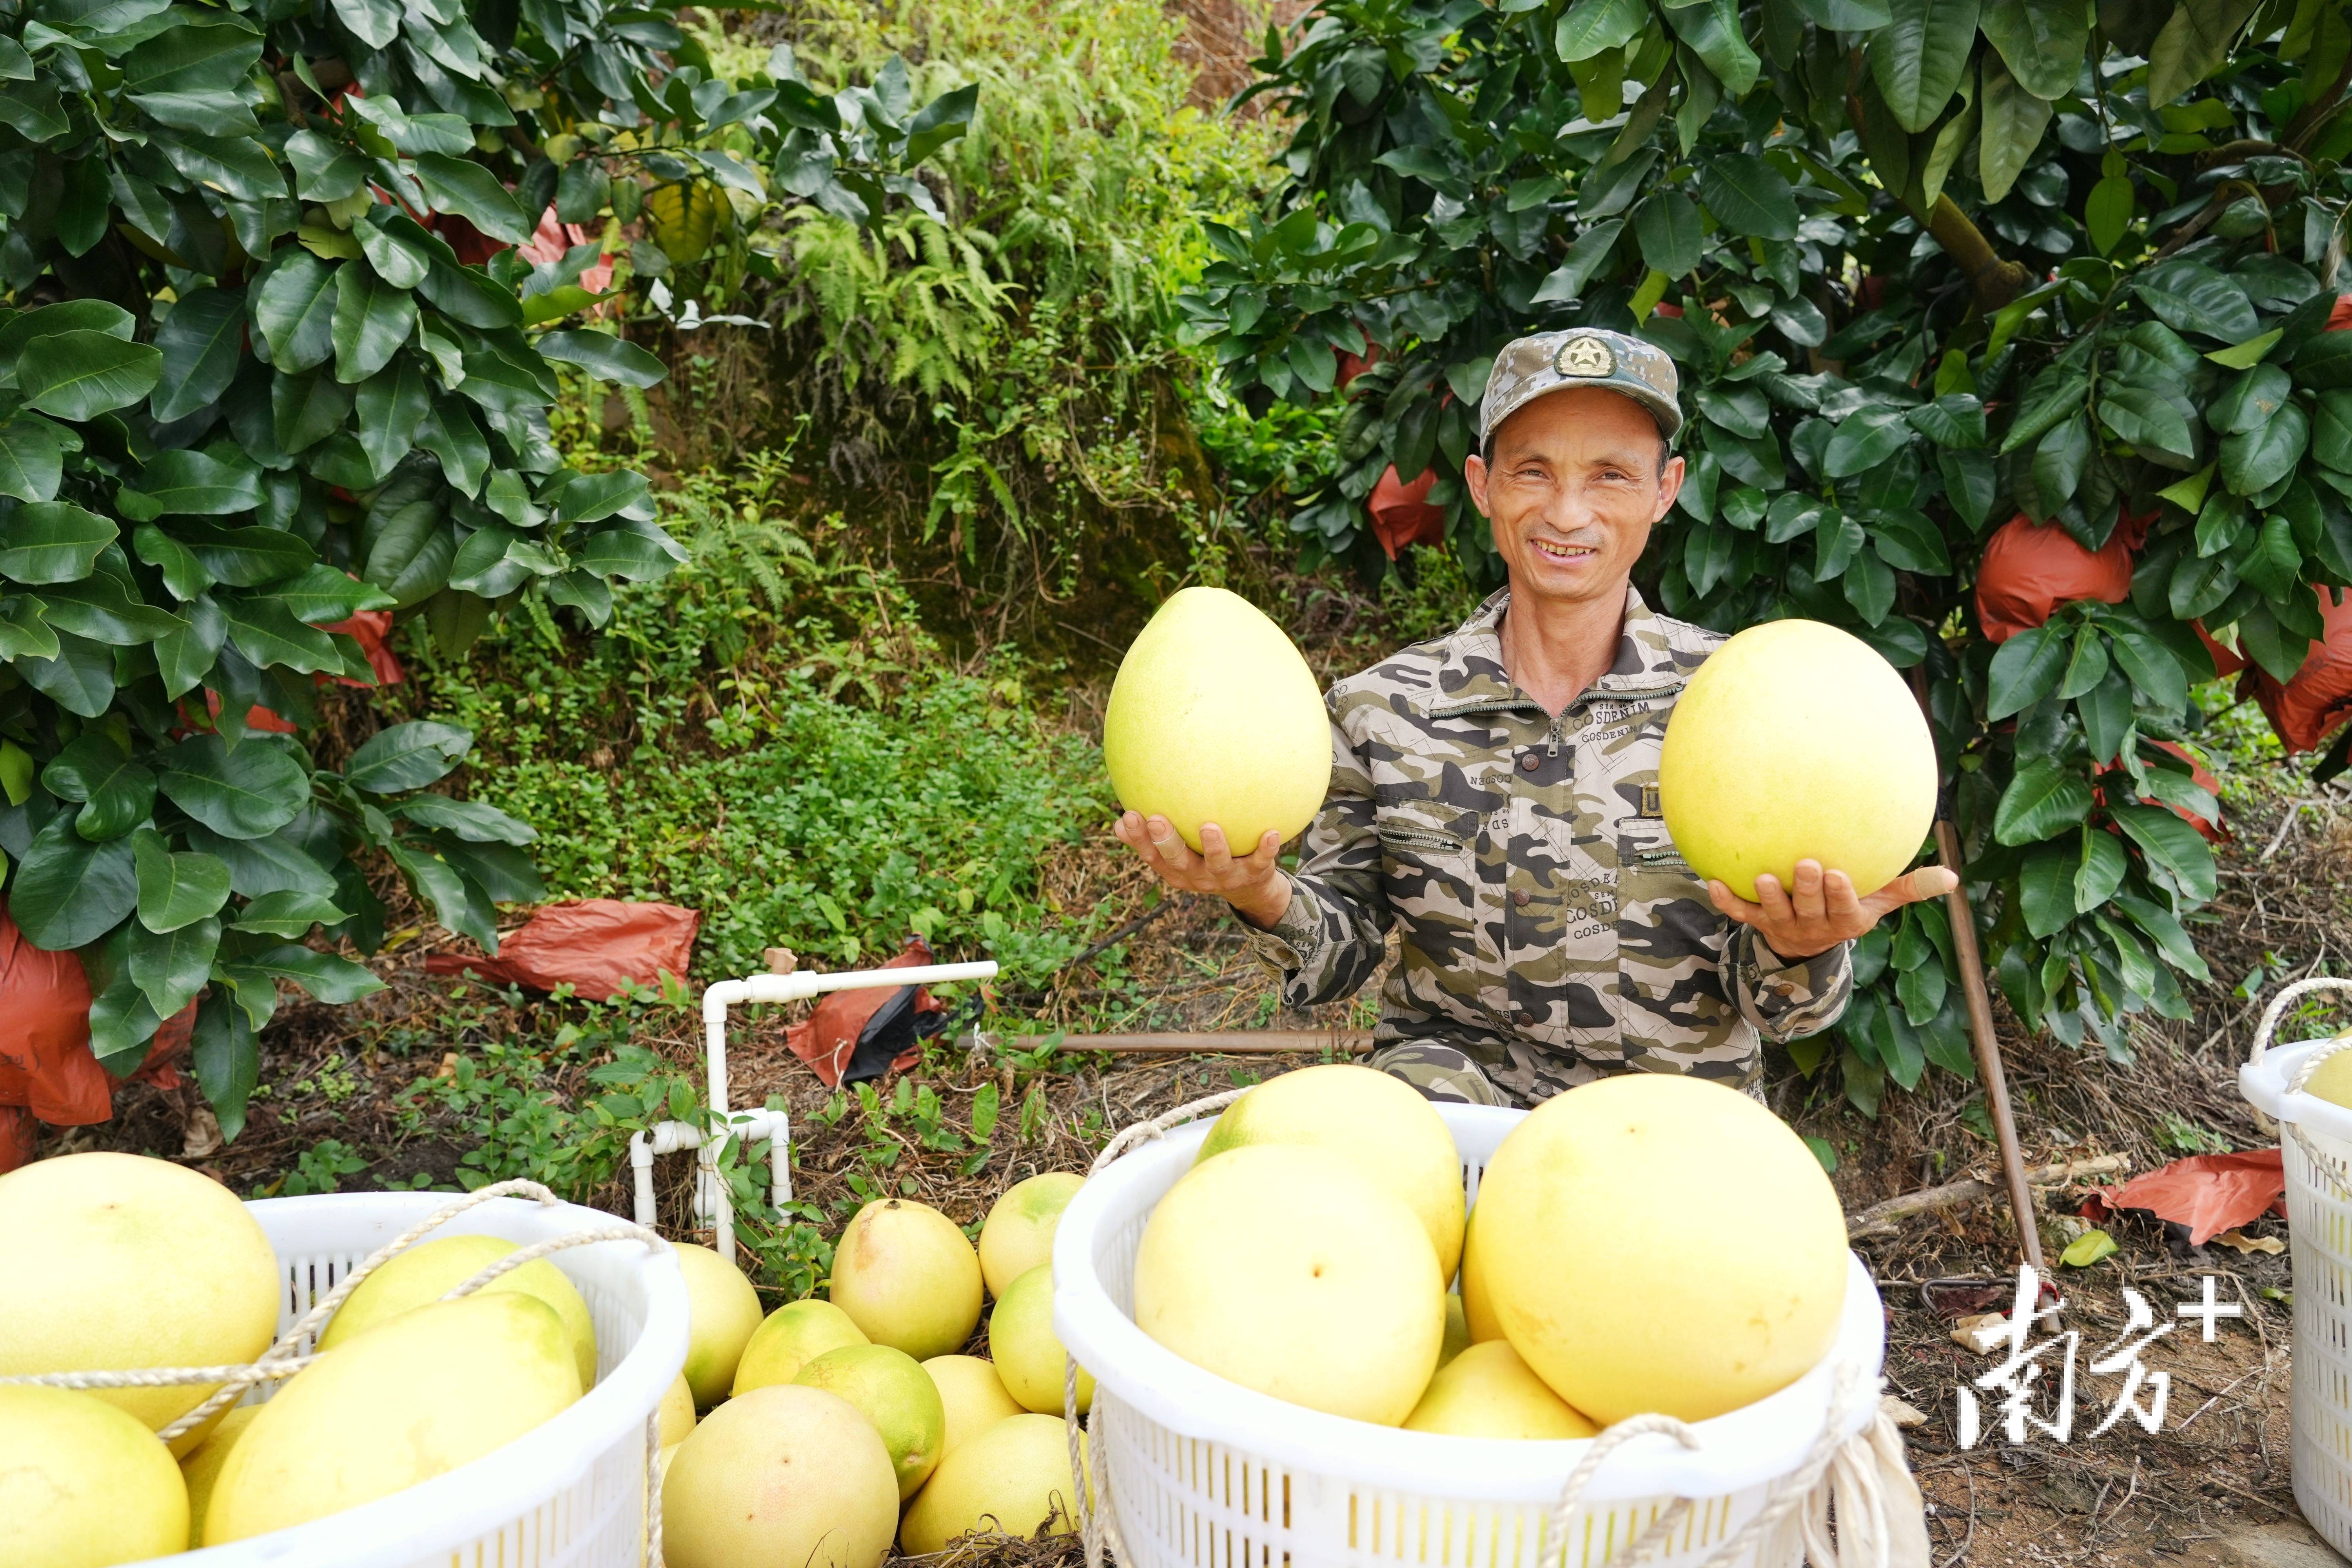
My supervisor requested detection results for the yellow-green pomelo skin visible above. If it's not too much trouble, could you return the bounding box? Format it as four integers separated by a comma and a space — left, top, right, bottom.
1195, 1063, 1466, 1281
0, 1152, 278, 1451
792, 1344, 945, 1500
318, 1232, 597, 1388
922, 1356, 1025, 1459
989, 1263, 1094, 1415
733, 1297, 869, 1396
0, 1385, 189, 1567
205, 1292, 583, 1544
1438, 1295, 1471, 1370
1657, 619, 1936, 902
1134, 1145, 1443, 1425
2306, 1044, 2352, 1107
899, 1414, 1088, 1556
675, 1244, 764, 1407
978, 1172, 1084, 1298
178, 1405, 258, 1548
828, 1198, 984, 1361
659, 1374, 697, 1447
1476, 1074, 1848, 1425
1403, 1341, 1600, 1439
1459, 1203, 1503, 1343
663, 1384, 899, 1568
1102, 586, 1332, 853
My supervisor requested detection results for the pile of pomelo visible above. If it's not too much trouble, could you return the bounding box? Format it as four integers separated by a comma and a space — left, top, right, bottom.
1133, 1063, 1851, 1438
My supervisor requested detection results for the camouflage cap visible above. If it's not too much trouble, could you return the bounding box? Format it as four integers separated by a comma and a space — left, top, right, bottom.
1479, 328, 1682, 449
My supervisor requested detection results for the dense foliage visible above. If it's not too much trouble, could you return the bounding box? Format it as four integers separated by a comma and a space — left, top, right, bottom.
0, 0, 967, 1136
1185, 0, 2352, 1102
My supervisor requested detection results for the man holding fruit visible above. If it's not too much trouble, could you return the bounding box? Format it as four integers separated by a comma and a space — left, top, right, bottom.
1115, 328, 1957, 1105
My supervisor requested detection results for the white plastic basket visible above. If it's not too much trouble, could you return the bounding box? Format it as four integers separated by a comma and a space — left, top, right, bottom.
173, 1190, 689, 1568
1052, 1102, 1886, 1568
2237, 977, 2352, 1559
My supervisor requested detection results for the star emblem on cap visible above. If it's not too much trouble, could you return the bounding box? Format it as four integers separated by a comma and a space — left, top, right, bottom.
1555, 335, 1613, 377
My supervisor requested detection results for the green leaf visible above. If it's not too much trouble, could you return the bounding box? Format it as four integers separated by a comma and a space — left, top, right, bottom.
18, 629, 115, 715
158, 734, 309, 840
17, 331, 162, 421
229, 889, 351, 936
1557, 0, 1646, 58
2113, 890, 2211, 980
355, 211, 434, 291
394, 795, 537, 844
254, 252, 340, 373
2060, 1228, 2118, 1267
2056, 622, 2111, 699
2075, 826, 2127, 912
536, 330, 667, 388
132, 828, 232, 932
149, 129, 283, 201
0, 501, 114, 584
1633, 191, 1703, 279
151, 287, 247, 422
129, 915, 218, 1020
1870, 0, 1982, 131
0, 417, 62, 504
573, 522, 686, 582
2147, 0, 2264, 105
2137, 262, 2259, 341
2085, 176, 2135, 256
1664, 0, 1761, 98
1697, 154, 1798, 241
192, 992, 258, 1142
416, 153, 533, 245
1824, 407, 1912, 477
119, 451, 263, 519
41, 729, 154, 842
2222, 401, 2310, 496
354, 359, 434, 482
286, 130, 367, 202
1994, 756, 2096, 844
236, 941, 385, 1003
2210, 364, 2292, 434
2099, 384, 2196, 459
1531, 220, 1625, 304
2207, 328, 2283, 370
2105, 622, 2191, 710
332, 263, 417, 385
2111, 804, 2220, 901
2019, 840, 2077, 936
223, 594, 342, 674
1979, 0, 2091, 99
273, 563, 394, 624
2033, 414, 2091, 503
10, 812, 136, 950
345, 720, 474, 793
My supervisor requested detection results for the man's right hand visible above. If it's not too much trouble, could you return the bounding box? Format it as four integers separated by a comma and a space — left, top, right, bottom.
1114, 812, 1293, 929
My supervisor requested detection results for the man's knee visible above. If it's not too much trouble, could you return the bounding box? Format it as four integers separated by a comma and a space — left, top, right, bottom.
1370, 1042, 1514, 1107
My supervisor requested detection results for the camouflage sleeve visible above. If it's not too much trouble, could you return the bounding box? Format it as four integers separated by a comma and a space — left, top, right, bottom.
1727, 927, 1852, 1042
1243, 717, 1390, 1007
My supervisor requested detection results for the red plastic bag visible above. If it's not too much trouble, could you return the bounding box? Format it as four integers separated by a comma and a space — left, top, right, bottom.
2330, 293, 2352, 332
2080, 1149, 2286, 1246
0, 903, 107, 1125
327, 608, 403, 688
426, 900, 701, 1000
2252, 586, 2352, 753
786, 937, 950, 1089
1974, 510, 2149, 642
1369, 466, 1445, 560
0, 1104, 34, 1175
2145, 740, 2226, 841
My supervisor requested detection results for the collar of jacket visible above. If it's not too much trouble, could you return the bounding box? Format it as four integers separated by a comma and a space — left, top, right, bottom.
1426, 583, 1688, 719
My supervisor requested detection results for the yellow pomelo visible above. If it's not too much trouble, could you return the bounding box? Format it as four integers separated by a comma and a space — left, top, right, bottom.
1403, 1341, 1599, 1439
978, 1172, 1084, 1297
663, 1384, 899, 1568
178, 1405, 258, 1548
1135, 1145, 1443, 1425
1102, 586, 1332, 852
733, 1297, 868, 1396
1459, 1203, 1503, 1342
206, 1292, 582, 1542
0, 1152, 278, 1452
900, 1413, 1089, 1555
922, 1356, 1025, 1459
989, 1263, 1094, 1415
1438, 1294, 1471, 1370
1658, 619, 1936, 901
1475, 1075, 1847, 1424
829, 1198, 983, 1360
674, 1244, 764, 1407
0, 1385, 188, 1567
792, 1343, 946, 1499
659, 1374, 696, 1446
1196, 1063, 1466, 1280
2305, 1043, 2352, 1107
318, 1232, 597, 1387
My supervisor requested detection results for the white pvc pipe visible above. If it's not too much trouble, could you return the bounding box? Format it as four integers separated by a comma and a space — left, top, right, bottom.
701, 962, 998, 1120
628, 1109, 795, 1258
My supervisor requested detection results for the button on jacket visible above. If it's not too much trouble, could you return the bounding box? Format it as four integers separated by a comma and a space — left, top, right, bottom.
1248, 586, 1853, 1100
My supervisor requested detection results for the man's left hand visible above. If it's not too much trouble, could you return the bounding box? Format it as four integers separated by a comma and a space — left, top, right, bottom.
1705, 860, 1961, 960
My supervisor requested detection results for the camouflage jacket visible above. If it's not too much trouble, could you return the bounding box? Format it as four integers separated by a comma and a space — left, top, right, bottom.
1248, 585, 1852, 1100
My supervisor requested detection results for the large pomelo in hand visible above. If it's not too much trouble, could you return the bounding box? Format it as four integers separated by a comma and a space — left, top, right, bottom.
1473, 1075, 1847, 1424
1103, 586, 1331, 852
978, 1172, 1083, 1297
1134, 1145, 1443, 1425
0, 1152, 279, 1452
663, 1385, 898, 1568
0, 1385, 189, 1566
318, 1232, 597, 1387
205, 1293, 582, 1542
1658, 619, 1935, 901
828, 1198, 983, 1360
1196, 1063, 1466, 1280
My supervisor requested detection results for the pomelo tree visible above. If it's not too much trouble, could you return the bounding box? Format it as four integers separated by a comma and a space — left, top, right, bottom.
1183, 0, 2352, 1105
0, 0, 969, 1136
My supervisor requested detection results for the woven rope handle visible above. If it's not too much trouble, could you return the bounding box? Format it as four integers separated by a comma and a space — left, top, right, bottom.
2249, 976, 2352, 1067
2247, 978, 2352, 1201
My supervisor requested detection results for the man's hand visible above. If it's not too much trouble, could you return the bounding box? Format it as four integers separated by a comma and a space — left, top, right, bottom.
1114, 812, 1292, 929
1705, 859, 1960, 960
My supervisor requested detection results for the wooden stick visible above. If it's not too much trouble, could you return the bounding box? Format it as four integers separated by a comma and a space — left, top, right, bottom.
1847, 1154, 2127, 1235
971, 1030, 1374, 1056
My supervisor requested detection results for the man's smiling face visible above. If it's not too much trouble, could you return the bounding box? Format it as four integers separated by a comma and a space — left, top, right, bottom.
1464, 386, 1685, 611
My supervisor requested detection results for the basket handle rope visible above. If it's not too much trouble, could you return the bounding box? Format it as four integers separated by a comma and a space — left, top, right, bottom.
0, 1180, 676, 1566
2249, 977, 2352, 1198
